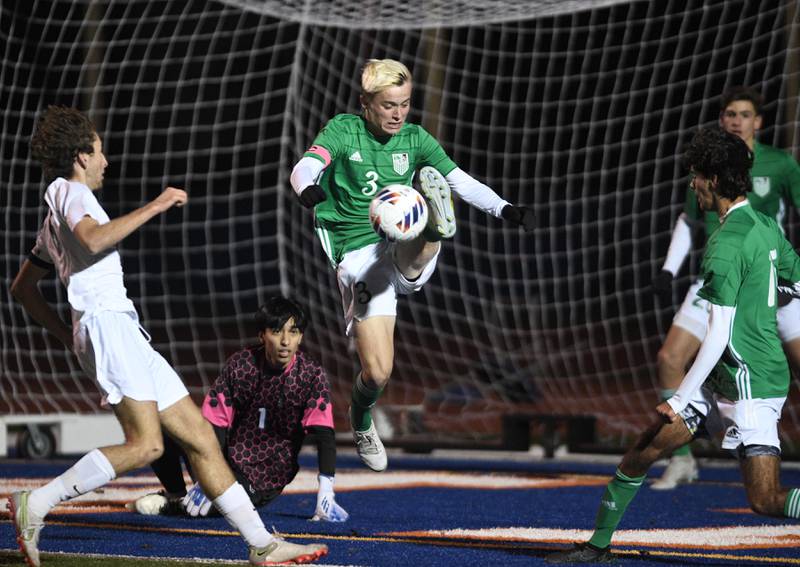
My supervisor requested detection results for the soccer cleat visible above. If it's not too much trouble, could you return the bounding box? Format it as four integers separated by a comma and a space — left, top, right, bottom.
129, 491, 185, 516
651, 454, 698, 490
249, 539, 328, 565
545, 542, 615, 564
418, 166, 456, 240
9, 491, 44, 567
350, 412, 387, 472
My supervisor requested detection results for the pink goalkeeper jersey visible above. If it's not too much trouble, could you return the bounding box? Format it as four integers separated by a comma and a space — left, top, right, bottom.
202, 346, 333, 491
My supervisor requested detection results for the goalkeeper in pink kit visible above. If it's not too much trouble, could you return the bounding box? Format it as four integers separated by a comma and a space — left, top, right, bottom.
132, 296, 348, 522
290, 58, 535, 472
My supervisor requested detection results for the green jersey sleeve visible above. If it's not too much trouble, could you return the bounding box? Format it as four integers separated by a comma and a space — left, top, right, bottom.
304, 117, 347, 165
782, 152, 800, 209
417, 127, 457, 176
697, 242, 744, 307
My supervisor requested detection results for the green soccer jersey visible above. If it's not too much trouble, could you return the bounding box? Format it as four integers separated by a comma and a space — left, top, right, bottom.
304, 114, 458, 264
698, 202, 800, 400
684, 141, 800, 236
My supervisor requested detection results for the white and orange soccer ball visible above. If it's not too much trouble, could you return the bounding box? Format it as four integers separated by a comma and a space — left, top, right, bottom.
369, 185, 429, 242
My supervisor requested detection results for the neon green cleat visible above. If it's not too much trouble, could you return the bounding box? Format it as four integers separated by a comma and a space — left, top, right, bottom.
9, 491, 44, 567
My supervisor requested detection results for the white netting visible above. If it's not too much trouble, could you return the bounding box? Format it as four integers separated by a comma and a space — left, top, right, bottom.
2, 0, 800, 450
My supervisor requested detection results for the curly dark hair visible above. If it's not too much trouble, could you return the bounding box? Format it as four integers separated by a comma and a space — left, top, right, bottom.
255, 296, 309, 333
30, 106, 97, 181
683, 126, 753, 201
719, 85, 763, 116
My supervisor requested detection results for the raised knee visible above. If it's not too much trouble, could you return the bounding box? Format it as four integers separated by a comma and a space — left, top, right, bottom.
362, 362, 392, 387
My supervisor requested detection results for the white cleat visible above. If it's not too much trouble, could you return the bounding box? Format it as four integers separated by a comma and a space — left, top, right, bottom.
9, 491, 43, 567
651, 454, 698, 490
418, 166, 456, 239
130, 492, 168, 515
352, 420, 388, 472
249, 538, 328, 565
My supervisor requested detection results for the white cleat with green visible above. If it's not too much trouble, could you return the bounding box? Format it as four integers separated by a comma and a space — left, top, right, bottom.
418, 166, 456, 240
249, 538, 328, 565
9, 491, 44, 567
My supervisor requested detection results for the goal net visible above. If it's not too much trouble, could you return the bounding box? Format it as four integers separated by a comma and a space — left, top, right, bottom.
2, 0, 800, 452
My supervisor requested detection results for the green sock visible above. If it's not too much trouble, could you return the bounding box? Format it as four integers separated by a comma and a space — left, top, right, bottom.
588, 469, 646, 549
350, 373, 383, 431
660, 388, 691, 457
785, 488, 800, 518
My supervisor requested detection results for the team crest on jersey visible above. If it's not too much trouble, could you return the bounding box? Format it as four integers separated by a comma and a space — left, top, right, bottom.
392, 153, 409, 175
752, 176, 770, 197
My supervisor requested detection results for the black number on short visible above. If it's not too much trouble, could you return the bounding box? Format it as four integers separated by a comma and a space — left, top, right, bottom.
355, 281, 372, 304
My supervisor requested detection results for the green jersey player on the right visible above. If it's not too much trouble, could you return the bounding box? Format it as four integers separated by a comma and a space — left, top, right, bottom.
650, 86, 800, 490
548, 126, 800, 564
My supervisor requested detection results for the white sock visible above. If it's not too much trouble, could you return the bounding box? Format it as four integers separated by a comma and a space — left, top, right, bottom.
28, 449, 116, 519
213, 482, 273, 548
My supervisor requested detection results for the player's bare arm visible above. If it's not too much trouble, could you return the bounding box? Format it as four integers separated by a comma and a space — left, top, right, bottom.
10, 260, 73, 348
73, 187, 187, 254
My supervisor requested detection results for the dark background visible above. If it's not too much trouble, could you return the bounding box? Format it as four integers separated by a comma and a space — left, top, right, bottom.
2, 0, 799, 451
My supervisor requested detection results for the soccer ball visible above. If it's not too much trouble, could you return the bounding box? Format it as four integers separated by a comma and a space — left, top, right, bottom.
369, 185, 429, 242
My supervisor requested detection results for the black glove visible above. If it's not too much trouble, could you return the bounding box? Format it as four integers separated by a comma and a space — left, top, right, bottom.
502, 204, 535, 233
651, 270, 673, 301
297, 184, 327, 209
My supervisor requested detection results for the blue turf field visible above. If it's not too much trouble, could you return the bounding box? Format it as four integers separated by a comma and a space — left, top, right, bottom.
2, 453, 799, 565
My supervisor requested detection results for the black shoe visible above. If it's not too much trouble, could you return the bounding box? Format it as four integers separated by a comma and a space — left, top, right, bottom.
546, 542, 615, 563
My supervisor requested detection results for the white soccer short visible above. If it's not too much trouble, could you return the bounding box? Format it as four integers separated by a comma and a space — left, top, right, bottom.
672, 280, 711, 341
74, 310, 189, 411
777, 298, 800, 342
337, 241, 440, 336
675, 280, 800, 342
686, 385, 785, 451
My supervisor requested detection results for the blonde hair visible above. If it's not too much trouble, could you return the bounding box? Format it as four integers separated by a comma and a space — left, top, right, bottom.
361, 59, 411, 97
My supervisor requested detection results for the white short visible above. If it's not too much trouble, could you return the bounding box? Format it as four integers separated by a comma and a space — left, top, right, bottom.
685, 385, 785, 451
777, 297, 800, 342
74, 311, 188, 411
336, 241, 439, 336
672, 280, 711, 341
675, 280, 800, 343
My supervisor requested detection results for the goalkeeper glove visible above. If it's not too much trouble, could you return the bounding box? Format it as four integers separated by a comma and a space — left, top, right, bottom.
297, 184, 327, 209
501, 204, 535, 232
310, 474, 349, 522
182, 482, 213, 517
651, 270, 673, 302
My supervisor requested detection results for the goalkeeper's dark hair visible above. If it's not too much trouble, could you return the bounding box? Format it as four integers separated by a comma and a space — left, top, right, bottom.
30, 106, 97, 182
683, 126, 753, 201
256, 296, 309, 333
719, 85, 763, 116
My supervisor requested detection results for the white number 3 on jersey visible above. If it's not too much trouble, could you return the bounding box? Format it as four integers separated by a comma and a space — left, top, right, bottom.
361, 171, 379, 196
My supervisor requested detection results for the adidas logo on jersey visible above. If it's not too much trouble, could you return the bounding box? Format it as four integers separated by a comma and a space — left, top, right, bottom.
349, 151, 363, 162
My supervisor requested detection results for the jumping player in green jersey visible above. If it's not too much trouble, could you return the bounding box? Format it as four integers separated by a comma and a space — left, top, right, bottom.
290, 59, 534, 471
547, 126, 800, 564
650, 86, 800, 490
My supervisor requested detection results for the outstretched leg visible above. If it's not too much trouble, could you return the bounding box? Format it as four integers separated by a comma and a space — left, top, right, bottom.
546, 415, 694, 563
